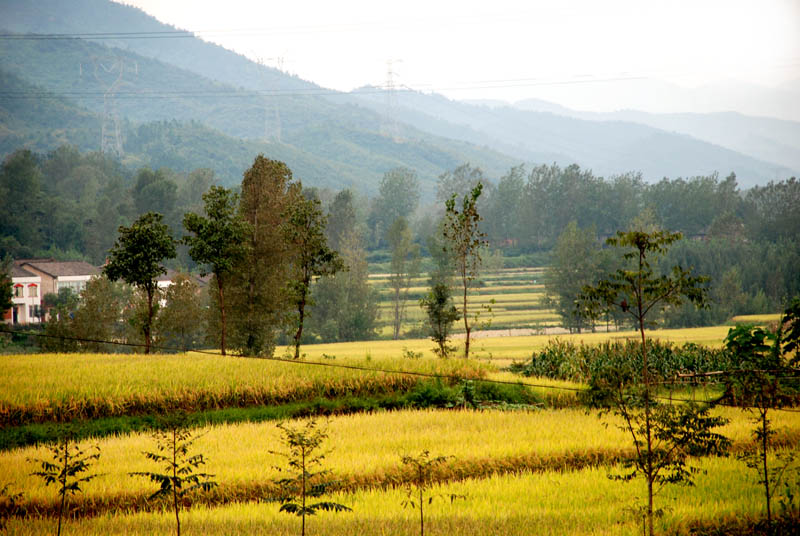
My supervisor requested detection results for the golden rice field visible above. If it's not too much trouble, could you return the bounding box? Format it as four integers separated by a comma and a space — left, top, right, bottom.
4, 456, 783, 536
281, 324, 736, 362
4, 408, 798, 503
0, 353, 492, 424
4, 408, 798, 534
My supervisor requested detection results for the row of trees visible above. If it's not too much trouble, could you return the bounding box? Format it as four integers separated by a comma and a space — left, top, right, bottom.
545, 218, 800, 332
36, 155, 380, 357
4, 145, 797, 267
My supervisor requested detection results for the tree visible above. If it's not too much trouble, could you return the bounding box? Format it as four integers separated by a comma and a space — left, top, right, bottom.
443, 183, 486, 358
0, 257, 12, 318
284, 196, 342, 359
307, 230, 379, 343
545, 221, 601, 333
155, 273, 207, 352
400, 451, 463, 536
29, 435, 101, 536
368, 168, 420, 247
272, 420, 351, 536
104, 212, 177, 354
183, 186, 247, 355
577, 230, 724, 536
325, 189, 358, 253
420, 283, 460, 358
227, 156, 300, 356
71, 275, 131, 353
436, 163, 484, 204
130, 416, 217, 536
724, 304, 800, 531
387, 217, 421, 339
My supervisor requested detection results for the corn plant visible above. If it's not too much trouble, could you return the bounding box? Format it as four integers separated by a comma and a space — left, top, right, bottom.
400, 450, 464, 536
29, 435, 101, 536
271, 419, 350, 536
130, 417, 217, 536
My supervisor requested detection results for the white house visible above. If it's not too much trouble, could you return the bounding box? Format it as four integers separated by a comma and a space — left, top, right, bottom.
3, 259, 101, 324
4, 265, 43, 324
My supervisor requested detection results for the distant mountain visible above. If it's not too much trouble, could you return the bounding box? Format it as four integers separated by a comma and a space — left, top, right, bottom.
0, 1, 520, 193
514, 99, 800, 176
352, 89, 795, 188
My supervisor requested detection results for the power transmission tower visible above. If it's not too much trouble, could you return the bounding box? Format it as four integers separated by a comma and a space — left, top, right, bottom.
91, 54, 126, 158
381, 59, 402, 142
254, 56, 283, 143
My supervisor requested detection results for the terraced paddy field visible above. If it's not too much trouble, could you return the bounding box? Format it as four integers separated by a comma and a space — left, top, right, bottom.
3, 408, 799, 534
370, 267, 560, 336
2, 317, 796, 534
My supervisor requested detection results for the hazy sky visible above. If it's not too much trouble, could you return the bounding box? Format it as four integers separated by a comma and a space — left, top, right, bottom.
117, 0, 800, 115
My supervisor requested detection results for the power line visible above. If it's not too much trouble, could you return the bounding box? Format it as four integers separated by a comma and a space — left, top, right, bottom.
2, 327, 799, 413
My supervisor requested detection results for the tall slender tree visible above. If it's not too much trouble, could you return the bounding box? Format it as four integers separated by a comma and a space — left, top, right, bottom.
183, 186, 247, 355
104, 212, 176, 354
285, 195, 342, 359
443, 183, 486, 358
228, 156, 301, 356
387, 217, 421, 339
577, 230, 721, 536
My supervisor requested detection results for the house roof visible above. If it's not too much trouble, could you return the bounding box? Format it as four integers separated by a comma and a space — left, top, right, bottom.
11, 266, 39, 278
22, 261, 101, 278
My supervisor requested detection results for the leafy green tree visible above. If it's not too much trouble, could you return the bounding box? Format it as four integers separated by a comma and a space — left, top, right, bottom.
284, 195, 342, 359
307, 230, 378, 343
272, 420, 351, 536
228, 156, 300, 356
183, 186, 247, 355
325, 189, 358, 253
577, 230, 723, 536
29, 435, 101, 536
400, 451, 463, 536
443, 183, 486, 358
41, 288, 80, 352
368, 167, 420, 247
387, 217, 421, 339
104, 212, 177, 354
0, 257, 12, 317
71, 276, 132, 353
436, 163, 484, 204
724, 307, 800, 531
155, 273, 207, 352
545, 221, 601, 333
130, 416, 217, 536
132, 168, 178, 221
420, 283, 460, 358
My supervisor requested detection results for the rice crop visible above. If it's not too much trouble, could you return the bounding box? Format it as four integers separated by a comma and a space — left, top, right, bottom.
3, 407, 798, 509
5, 453, 790, 535
0, 353, 492, 425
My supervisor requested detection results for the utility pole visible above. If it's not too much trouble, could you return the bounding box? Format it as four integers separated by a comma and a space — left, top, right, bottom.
381, 59, 402, 142
91, 54, 125, 158
254, 56, 283, 143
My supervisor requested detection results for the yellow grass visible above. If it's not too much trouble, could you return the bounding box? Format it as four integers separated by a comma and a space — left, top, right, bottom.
730, 313, 782, 324
4, 407, 798, 503
285, 325, 734, 361
6, 433, 795, 535
0, 353, 491, 410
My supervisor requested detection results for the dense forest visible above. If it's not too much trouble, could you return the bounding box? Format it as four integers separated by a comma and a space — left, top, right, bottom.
1, 145, 797, 335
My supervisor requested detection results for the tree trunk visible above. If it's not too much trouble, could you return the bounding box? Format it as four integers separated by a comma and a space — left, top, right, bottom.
761, 408, 772, 528
173, 428, 181, 536
145, 286, 154, 354
293, 284, 307, 360
463, 276, 470, 359
217, 274, 226, 356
